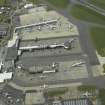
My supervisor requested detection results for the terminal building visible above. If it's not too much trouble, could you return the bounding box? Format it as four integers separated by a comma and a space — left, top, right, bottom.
4, 6, 88, 84
13, 6, 81, 57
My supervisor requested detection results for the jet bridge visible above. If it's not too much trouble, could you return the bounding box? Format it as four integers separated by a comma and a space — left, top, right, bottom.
19, 39, 75, 51
15, 19, 58, 32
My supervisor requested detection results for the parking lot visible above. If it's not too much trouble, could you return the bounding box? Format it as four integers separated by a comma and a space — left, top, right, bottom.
0, 85, 25, 105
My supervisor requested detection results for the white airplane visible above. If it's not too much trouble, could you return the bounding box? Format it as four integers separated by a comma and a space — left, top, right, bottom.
82, 92, 92, 97
68, 38, 75, 43
71, 61, 85, 67
7, 96, 12, 99
16, 99, 20, 103
0, 11, 3, 14
52, 62, 57, 68
4, 92, 9, 97
0, 61, 3, 66
49, 25, 57, 30
37, 26, 41, 31
17, 66, 21, 69
63, 38, 75, 49
1, 7, 5, 10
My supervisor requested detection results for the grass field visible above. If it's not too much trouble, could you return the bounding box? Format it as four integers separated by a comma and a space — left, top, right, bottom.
99, 89, 105, 105
0, 0, 9, 6
46, 87, 68, 97
27, 0, 41, 4
103, 64, 105, 73
89, 0, 105, 10
45, 0, 69, 8
90, 27, 105, 56
78, 85, 96, 92
0, 15, 11, 23
71, 5, 105, 25
0, 0, 7, 4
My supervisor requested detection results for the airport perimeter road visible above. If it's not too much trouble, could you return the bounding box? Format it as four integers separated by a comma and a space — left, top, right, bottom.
55, 11, 99, 65
12, 75, 105, 88
77, 23, 99, 65
61, 3, 100, 65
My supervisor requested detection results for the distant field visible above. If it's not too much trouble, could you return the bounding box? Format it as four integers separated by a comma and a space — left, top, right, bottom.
0, 0, 9, 6
45, 0, 69, 8
90, 27, 105, 56
89, 0, 105, 10
0, 0, 6, 4
27, 0, 41, 4
71, 5, 105, 25
99, 89, 105, 105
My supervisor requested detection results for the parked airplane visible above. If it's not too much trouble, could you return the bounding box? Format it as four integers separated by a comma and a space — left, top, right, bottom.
82, 92, 92, 97
71, 61, 85, 67
64, 38, 75, 49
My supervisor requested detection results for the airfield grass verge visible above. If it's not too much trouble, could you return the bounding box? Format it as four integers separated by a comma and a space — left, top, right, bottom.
0, 0, 12, 7
26, 0, 41, 4
90, 27, 105, 57
70, 5, 105, 25
45, 0, 69, 8
99, 89, 105, 105
103, 64, 105, 73
78, 85, 96, 92
46, 87, 68, 98
89, 0, 105, 10
0, 0, 8, 5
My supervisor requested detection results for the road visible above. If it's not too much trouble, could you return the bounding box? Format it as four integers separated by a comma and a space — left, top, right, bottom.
72, 0, 105, 16
12, 74, 105, 89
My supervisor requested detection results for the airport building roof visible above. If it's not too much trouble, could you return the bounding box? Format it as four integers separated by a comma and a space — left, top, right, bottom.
0, 72, 12, 83
17, 9, 79, 40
